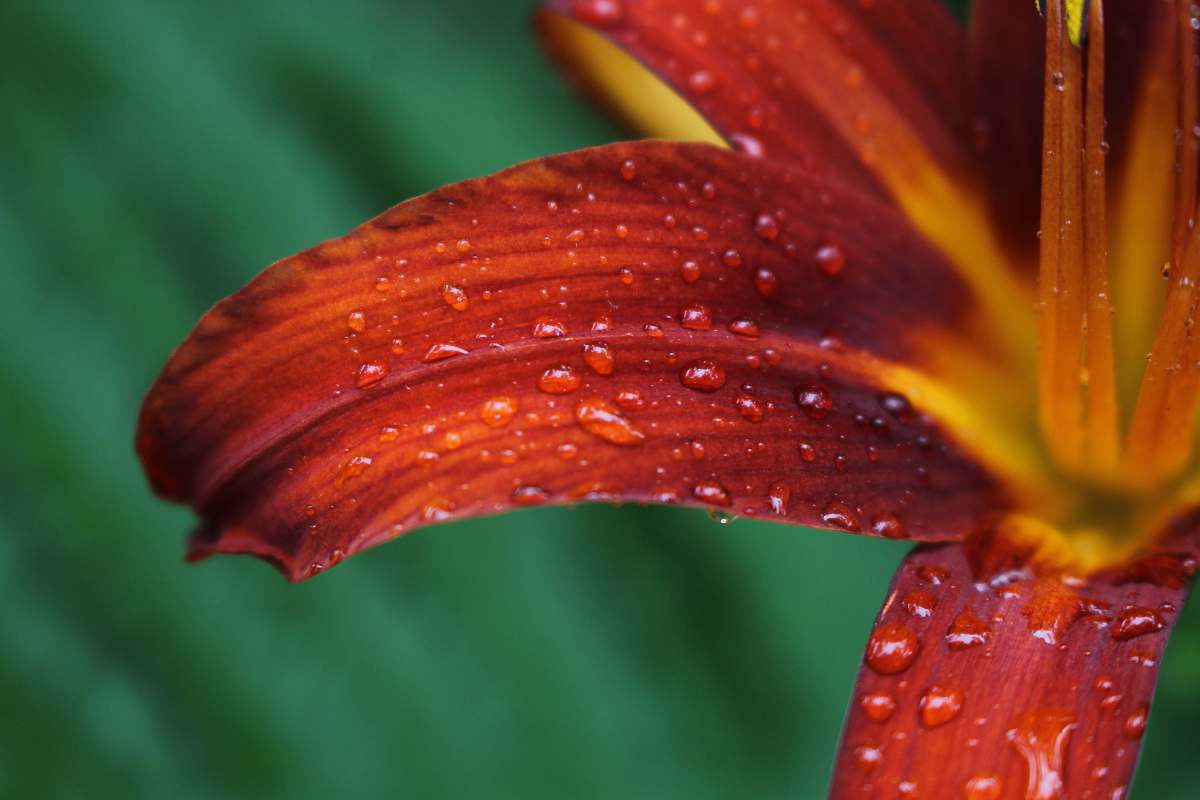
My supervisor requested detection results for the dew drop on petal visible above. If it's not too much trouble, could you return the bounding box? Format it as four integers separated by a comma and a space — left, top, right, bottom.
963, 775, 1002, 800
767, 481, 789, 515
754, 212, 780, 241
680, 303, 714, 331
680, 258, 702, 283
574, 397, 645, 445
946, 607, 992, 650
680, 359, 727, 392
538, 364, 583, 394
795, 383, 833, 419
441, 283, 469, 311
1111, 606, 1166, 641
356, 361, 387, 388
919, 686, 965, 728
347, 310, 366, 333
424, 343, 469, 362
692, 481, 732, 506
860, 691, 897, 722
734, 392, 765, 422
511, 485, 550, 506
866, 624, 919, 674
480, 396, 518, 428
532, 316, 568, 337
815, 242, 846, 276
582, 342, 616, 375
753, 267, 779, 297
728, 318, 761, 338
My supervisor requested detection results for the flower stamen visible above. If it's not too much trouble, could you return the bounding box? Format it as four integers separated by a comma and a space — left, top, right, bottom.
1038, 0, 1119, 477
1126, 0, 1200, 487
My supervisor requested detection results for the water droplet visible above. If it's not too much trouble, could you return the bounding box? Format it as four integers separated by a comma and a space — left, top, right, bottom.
680, 259, 701, 283
879, 391, 912, 418
866, 624, 919, 674
754, 212, 780, 241
795, 383, 833, 419
767, 481, 789, 515
946, 607, 992, 650
1112, 606, 1166, 641
415, 449, 439, 468
721, 248, 743, 267
731, 132, 765, 158
820, 500, 859, 531
853, 745, 883, 771
347, 310, 366, 333
532, 316, 567, 337
963, 775, 1002, 800
902, 590, 937, 619
618, 266, 635, 285
680, 303, 713, 330
424, 343, 469, 362
1006, 708, 1076, 800
615, 388, 645, 409
688, 69, 716, 93
538, 364, 583, 394
572, 0, 624, 26
1123, 703, 1148, 738
680, 359, 727, 392
692, 481, 732, 506
753, 267, 778, 297
356, 361, 388, 388
441, 283, 469, 311
420, 497, 455, 522
575, 397, 645, 445
815, 242, 846, 276
582, 342, 615, 375
860, 691, 896, 722
511, 485, 550, 506
798, 442, 817, 462
379, 425, 400, 443
480, 396, 518, 428
870, 514, 908, 539
335, 455, 372, 487
619, 158, 637, 180
916, 564, 950, 585
734, 392, 765, 422
556, 442, 579, 460
643, 322, 664, 338
919, 686, 965, 728
727, 318, 760, 338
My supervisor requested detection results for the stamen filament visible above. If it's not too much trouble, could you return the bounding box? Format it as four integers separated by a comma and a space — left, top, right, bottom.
1126, 0, 1200, 485
1082, 0, 1120, 469
1038, 0, 1120, 476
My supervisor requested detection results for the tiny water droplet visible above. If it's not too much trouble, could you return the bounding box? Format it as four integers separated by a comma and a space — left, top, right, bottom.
693, 481, 732, 506
815, 242, 846, 276
575, 397, 645, 445
680, 303, 713, 330
480, 396, 518, 428
795, 383, 833, 419
538, 364, 583, 394
582, 342, 615, 375
919, 686, 965, 728
680, 359, 727, 392
441, 283, 469, 311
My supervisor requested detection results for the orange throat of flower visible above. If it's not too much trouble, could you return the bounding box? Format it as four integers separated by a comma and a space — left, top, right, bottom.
1026, 0, 1199, 568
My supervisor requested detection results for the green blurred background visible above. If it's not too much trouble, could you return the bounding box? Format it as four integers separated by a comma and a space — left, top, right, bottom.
0, 1, 1195, 797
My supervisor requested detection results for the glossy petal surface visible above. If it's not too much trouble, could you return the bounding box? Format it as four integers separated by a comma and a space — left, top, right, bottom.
137, 140, 1011, 581
830, 525, 1198, 799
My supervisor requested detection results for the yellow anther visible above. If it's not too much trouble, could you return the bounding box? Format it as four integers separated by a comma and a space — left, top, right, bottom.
1035, 0, 1089, 47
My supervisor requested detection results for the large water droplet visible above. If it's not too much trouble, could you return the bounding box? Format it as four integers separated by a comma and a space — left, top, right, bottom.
1111, 606, 1166, 641
946, 607, 992, 650
582, 342, 616, 375
919, 686, 965, 728
538, 364, 583, 394
680, 303, 714, 331
575, 397, 645, 445
680, 359, 727, 392
795, 383, 833, 419
480, 396, 518, 428
865, 624, 919, 674
532, 316, 567, 338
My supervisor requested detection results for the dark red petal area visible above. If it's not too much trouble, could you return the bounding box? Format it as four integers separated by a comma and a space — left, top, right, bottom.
540, 0, 970, 198
137, 141, 1009, 582
830, 526, 1199, 799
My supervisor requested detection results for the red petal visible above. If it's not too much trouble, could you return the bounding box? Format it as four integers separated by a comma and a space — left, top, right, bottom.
540, 0, 969, 198
830, 525, 1199, 799
137, 141, 1012, 581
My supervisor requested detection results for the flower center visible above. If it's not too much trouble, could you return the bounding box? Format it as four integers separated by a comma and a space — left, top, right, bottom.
1038, 0, 1200, 494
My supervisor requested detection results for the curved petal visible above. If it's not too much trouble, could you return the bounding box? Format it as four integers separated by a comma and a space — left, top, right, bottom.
137, 141, 1021, 581
830, 522, 1198, 799
539, 0, 1032, 360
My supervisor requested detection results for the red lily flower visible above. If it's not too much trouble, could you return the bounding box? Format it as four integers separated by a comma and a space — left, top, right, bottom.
137, 0, 1198, 796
